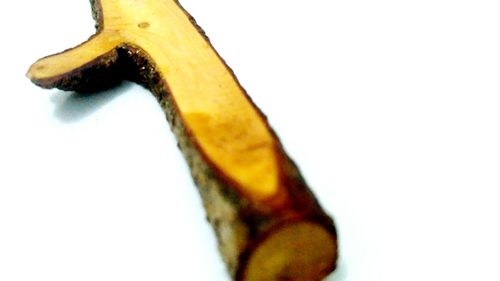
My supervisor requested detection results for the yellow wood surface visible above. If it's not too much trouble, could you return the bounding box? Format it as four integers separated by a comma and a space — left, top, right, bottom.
27, 0, 280, 203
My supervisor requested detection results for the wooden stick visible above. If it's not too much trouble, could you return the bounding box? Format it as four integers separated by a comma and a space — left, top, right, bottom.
27, 1, 338, 280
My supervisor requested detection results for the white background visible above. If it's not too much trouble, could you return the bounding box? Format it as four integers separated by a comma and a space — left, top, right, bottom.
1, 0, 499, 280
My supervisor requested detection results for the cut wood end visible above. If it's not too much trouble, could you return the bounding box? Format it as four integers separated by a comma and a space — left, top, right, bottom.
26, 31, 122, 87
241, 222, 337, 281
26, 56, 64, 81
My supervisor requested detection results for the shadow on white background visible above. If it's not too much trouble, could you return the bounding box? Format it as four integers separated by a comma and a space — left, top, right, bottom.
50, 82, 133, 123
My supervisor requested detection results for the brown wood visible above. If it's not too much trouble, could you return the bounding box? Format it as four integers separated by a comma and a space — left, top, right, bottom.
26, 1, 338, 280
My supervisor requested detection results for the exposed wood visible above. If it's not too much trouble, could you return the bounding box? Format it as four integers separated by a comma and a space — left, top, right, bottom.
26, 1, 338, 280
